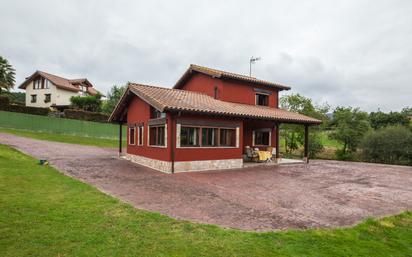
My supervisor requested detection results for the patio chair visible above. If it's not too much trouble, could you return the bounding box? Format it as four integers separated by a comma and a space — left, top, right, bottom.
245, 146, 258, 162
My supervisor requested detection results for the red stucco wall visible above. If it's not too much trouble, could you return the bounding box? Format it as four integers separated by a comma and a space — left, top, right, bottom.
243, 120, 277, 151
181, 73, 279, 108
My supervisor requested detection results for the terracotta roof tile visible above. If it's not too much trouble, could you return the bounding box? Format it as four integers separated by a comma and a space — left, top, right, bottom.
110, 83, 321, 124
174, 64, 291, 91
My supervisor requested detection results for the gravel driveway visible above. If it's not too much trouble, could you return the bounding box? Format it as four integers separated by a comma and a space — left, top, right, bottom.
1, 133, 412, 231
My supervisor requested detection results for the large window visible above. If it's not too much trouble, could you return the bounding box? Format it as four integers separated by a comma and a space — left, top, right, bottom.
254, 130, 270, 146
178, 125, 237, 148
180, 127, 200, 147
219, 128, 236, 147
256, 93, 269, 106
149, 125, 165, 146
129, 126, 136, 145
202, 128, 218, 146
137, 125, 144, 146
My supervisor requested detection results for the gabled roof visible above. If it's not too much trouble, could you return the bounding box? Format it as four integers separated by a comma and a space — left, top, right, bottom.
109, 83, 321, 124
173, 64, 291, 91
18, 71, 101, 96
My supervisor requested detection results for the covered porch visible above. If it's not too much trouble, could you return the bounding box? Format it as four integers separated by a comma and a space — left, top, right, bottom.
242, 119, 311, 164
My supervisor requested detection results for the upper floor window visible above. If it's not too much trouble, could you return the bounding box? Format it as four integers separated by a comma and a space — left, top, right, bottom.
31, 94, 37, 103
44, 94, 51, 103
33, 78, 49, 90
150, 106, 166, 119
256, 93, 269, 106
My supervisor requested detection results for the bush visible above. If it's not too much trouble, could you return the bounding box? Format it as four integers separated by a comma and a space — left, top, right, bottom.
308, 133, 324, 158
335, 149, 356, 161
64, 109, 109, 123
70, 95, 102, 112
0, 95, 10, 106
0, 103, 49, 116
360, 125, 412, 165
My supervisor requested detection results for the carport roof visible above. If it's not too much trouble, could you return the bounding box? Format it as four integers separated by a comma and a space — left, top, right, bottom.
109, 83, 321, 124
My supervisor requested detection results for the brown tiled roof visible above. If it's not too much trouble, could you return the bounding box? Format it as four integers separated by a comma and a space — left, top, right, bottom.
109, 83, 321, 124
18, 71, 100, 96
174, 64, 291, 91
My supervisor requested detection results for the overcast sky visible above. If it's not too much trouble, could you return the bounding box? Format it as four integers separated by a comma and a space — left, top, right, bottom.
1, 0, 411, 111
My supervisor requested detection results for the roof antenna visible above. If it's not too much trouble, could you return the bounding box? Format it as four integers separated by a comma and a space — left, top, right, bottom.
249, 56, 261, 77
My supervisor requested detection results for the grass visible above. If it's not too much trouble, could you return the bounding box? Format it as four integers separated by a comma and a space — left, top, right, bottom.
1, 144, 411, 257
0, 127, 125, 148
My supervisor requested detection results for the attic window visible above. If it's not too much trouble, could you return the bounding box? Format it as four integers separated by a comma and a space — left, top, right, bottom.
150, 106, 166, 119
255, 93, 269, 106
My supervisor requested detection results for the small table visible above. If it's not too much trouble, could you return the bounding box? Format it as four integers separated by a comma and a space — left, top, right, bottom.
257, 151, 272, 162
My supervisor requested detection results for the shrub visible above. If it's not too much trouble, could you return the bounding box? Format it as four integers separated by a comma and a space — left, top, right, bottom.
70, 95, 102, 112
335, 149, 356, 161
0, 103, 49, 115
0, 95, 10, 106
308, 133, 324, 158
360, 125, 412, 165
64, 109, 109, 123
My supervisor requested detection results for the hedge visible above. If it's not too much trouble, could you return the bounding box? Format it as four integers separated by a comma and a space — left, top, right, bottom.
64, 109, 109, 123
0, 102, 50, 116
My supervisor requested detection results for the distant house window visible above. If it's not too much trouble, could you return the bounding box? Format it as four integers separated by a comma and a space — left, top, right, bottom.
150, 106, 166, 119
180, 127, 200, 147
129, 126, 136, 145
149, 125, 165, 146
44, 94, 51, 103
201, 127, 218, 146
33, 79, 40, 89
45, 79, 49, 89
219, 128, 236, 147
256, 93, 269, 106
137, 125, 144, 146
30, 95, 37, 103
254, 130, 270, 146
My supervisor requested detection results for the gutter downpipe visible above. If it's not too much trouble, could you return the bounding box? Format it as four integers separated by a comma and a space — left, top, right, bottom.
170, 113, 175, 174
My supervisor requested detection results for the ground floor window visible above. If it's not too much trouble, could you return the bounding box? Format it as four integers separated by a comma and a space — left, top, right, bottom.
149, 125, 165, 146
179, 125, 237, 148
180, 127, 200, 147
31, 94, 37, 103
220, 128, 236, 147
129, 126, 136, 145
254, 130, 270, 146
44, 94, 51, 103
137, 125, 144, 146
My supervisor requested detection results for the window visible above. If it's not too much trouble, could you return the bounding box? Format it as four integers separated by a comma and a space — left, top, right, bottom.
150, 106, 166, 119
129, 126, 136, 145
31, 95, 37, 103
137, 125, 144, 146
45, 79, 49, 89
202, 127, 218, 146
256, 93, 269, 106
44, 94, 51, 103
219, 128, 236, 147
180, 127, 200, 147
254, 130, 270, 146
33, 79, 40, 89
149, 125, 165, 146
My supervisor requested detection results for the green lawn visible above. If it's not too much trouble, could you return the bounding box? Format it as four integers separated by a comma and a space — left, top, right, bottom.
0, 127, 124, 148
1, 144, 411, 257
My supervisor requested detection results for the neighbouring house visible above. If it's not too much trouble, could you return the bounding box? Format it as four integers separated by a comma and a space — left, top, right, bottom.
18, 71, 102, 109
109, 64, 321, 173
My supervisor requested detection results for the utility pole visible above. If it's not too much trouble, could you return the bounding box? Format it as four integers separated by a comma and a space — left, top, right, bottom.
249, 56, 261, 76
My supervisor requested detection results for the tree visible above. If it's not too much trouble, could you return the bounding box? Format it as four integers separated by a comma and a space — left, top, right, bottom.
329, 107, 370, 156
0, 56, 16, 93
70, 95, 102, 112
280, 94, 329, 156
101, 85, 126, 114
361, 125, 412, 165
369, 110, 410, 130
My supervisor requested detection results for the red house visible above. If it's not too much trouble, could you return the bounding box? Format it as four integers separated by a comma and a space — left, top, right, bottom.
109, 64, 321, 173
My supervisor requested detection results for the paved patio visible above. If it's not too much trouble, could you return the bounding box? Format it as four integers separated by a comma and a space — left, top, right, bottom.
1, 133, 412, 231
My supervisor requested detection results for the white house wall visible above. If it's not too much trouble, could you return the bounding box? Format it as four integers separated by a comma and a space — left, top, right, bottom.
25, 80, 79, 108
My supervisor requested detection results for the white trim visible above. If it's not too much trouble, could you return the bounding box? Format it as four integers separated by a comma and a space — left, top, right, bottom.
252, 129, 271, 147
148, 124, 167, 147
128, 126, 136, 145
137, 125, 144, 146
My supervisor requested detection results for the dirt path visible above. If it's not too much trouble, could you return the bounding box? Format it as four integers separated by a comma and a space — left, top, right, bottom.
1, 132, 412, 231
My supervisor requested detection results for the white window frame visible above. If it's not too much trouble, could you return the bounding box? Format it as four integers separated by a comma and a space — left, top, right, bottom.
148, 124, 167, 148
255, 93, 270, 106
128, 126, 136, 145
253, 129, 271, 147
137, 125, 144, 146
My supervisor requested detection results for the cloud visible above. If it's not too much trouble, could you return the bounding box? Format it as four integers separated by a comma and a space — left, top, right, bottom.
1, 0, 411, 111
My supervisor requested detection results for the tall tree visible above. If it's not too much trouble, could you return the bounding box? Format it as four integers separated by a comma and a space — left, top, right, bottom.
369, 110, 410, 129
0, 56, 16, 93
101, 85, 126, 114
329, 107, 370, 155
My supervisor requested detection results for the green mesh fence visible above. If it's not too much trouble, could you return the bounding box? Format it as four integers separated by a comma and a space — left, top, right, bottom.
0, 111, 124, 139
